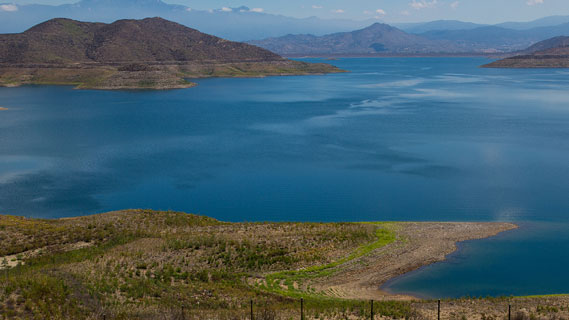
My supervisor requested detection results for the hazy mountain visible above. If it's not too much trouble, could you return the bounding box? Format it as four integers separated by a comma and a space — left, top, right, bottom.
397, 16, 569, 33
419, 23, 569, 52
0, 0, 373, 41
396, 20, 486, 34
418, 26, 533, 51
249, 23, 464, 56
484, 36, 569, 68
496, 15, 569, 30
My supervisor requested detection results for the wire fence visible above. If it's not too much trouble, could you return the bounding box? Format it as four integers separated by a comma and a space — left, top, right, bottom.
245, 298, 525, 320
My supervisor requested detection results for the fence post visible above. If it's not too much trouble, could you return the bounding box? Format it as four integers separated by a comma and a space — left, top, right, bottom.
508, 304, 511, 320
250, 300, 254, 320
301, 298, 304, 320
438, 300, 441, 320
370, 300, 374, 320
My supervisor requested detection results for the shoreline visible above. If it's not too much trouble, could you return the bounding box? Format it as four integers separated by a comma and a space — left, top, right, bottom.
311, 222, 518, 301
0, 60, 343, 90
378, 225, 520, 299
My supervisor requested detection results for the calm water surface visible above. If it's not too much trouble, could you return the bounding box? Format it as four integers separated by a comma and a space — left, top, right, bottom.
1, 58, 569, 297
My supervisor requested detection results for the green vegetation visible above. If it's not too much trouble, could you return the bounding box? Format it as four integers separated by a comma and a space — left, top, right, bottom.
263, 223, 397, 299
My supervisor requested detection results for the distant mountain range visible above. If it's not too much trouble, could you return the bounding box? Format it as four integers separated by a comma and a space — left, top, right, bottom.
0, 0, 373, 41
395, 16, 569, 34
484, 36, 569, 68
418, 23, 569, 52
2, 0, 569, 54
0, 17, 340, 89
251, 19, 569, 56
394, 20, 486, 34
249, 23, 463, 56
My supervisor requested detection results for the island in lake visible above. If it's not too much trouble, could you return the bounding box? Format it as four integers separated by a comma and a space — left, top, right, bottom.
0, 18, 342, 90
483, 36, 569, 68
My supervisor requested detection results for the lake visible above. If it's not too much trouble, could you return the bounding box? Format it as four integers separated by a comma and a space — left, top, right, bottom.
1, 57, 569, 297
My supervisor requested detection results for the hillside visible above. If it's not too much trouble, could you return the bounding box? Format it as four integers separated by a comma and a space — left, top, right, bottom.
0, 209, 527, 319
0, 18, 341, 89
249, 23, 463, 56
483, 36, 569, 68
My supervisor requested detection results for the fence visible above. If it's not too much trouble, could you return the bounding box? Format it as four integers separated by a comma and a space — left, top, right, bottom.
247, 298, 521, 320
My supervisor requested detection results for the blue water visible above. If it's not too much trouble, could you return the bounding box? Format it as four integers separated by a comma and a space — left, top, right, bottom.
1, 57, 569, 297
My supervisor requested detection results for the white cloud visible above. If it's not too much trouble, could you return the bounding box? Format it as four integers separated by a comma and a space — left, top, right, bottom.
401, 10, 411, 15
221, 7, 232, 12
332, 9, 345, 13
250, 7, 264, 12
312, 5, 323, 9
410, 0, 438, 9
185, 7, 192, 12
527, 0, 544, 5
0, 4, 18, 12
376, 9, 386, 15
450, 1, 459, 9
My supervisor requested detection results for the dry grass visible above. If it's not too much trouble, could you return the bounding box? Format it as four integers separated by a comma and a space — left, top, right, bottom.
0, 210, 392, 319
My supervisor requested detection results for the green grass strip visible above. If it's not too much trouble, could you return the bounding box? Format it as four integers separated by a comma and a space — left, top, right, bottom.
262, 223, 397, 299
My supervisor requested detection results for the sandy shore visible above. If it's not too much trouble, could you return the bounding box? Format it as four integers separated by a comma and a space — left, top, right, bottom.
313, 222, 518, 301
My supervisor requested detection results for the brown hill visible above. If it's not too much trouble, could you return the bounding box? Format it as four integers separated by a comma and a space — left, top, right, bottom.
0, 17, 283, 64
0, 18, 341, 89
483, 36, 569, 68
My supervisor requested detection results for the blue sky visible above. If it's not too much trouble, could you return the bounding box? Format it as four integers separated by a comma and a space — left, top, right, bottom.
7, 0, 569, 23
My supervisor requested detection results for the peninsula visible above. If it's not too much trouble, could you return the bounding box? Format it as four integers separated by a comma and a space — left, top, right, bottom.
3, 209, 552, 320
0, 18, 342, 90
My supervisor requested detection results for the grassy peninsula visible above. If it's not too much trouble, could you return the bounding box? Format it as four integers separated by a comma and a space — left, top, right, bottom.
7, 210, 565, 320
0, 18, 342, 90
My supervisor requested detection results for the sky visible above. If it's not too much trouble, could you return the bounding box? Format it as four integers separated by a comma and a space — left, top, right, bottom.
5, 0, 569, 24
